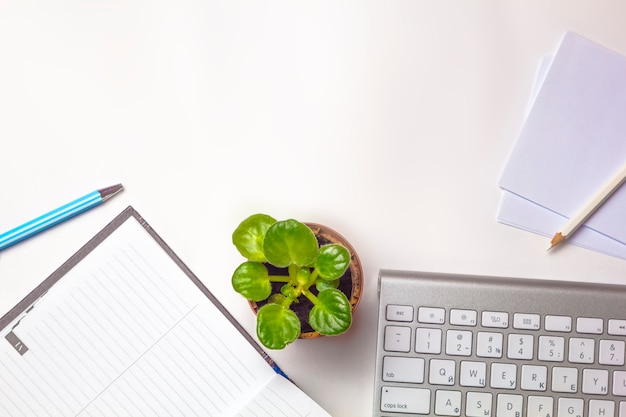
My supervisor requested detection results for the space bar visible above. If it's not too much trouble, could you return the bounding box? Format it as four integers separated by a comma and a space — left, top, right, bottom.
381, 386, 430, 414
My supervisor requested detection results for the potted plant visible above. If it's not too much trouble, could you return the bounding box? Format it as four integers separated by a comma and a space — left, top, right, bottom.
231, 214, 362, 350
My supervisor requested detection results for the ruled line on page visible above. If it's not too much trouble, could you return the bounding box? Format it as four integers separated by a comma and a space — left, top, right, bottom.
122, 243, 188, 309
80, 304, 267, 416
75, 305, 198, 415
236, 376, 316, 417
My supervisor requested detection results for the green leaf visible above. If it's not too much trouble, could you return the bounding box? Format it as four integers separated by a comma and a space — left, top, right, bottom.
316, 278, 339, 291
231, 262, 271, 301
315, 244, 350, 280
309, 289, 352, 336
263, 219, 318, 267
268, 293, 287, 305
232, 214, 276, 262
296, 268, 311, 286
280, 284, 298, 298
257, 303, 301, 350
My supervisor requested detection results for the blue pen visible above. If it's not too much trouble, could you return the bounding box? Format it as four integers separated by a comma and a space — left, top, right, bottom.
0, 184, 123, 250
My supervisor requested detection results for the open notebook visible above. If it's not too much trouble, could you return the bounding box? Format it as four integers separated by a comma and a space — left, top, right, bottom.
0, 206, 330, 417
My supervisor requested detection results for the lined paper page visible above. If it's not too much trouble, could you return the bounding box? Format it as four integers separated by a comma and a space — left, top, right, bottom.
0, 216, 329, 417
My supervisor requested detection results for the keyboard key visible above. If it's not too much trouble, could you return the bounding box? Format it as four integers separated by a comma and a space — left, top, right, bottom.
538, 335, 565, 362
466, 392, 492, 417
460, 361, 486, 387
521, 365, 548, 391
386, 304, 413, 322
589, 400, 615, 417
418, 306, 445, 324
558, 398, 583, 417
577, 317, 604, 334
613, 371, 626, 396
482, 311, 509, 328
552, 367, 578, 393
507, 333, 534, 359
380, 386, 430, 414
497, 394, 523, 417
384, 326, 411, 352
569, 337, 595, 363
527, 395, 553, 417
609, 319, 626, 336
415, 328, 442, 354
514, 313, 541, 330
449, 309, 477, 326
429, 359, 456, 385
491, 363, 516, 389
476, 331, 503, 358
583, 369, 609, 395
599, 340, 626, 366
435, 390, 461, 416
446, 330, 472, 356
382, 356, 424, 383
545, 315, 572, 332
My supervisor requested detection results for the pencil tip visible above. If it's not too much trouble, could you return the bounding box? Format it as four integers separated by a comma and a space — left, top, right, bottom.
547, 232, 565, 251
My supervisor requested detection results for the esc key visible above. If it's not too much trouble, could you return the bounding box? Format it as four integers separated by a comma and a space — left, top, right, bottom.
386, 305, 414, 322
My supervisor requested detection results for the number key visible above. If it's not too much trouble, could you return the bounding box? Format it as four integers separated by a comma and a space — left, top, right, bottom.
476, 332, 503, 358
569, 337, 595, 363
599, 339, 625, 366
507, 334, 534, 359
416, 328, 442, 354
446, 330, 472, 356
538, 336, 565, 362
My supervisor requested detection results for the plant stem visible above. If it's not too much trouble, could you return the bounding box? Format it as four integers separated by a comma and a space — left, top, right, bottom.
302, 289, 319, 305
288, 264, 299, 281
281, 295, 297, 308
268, 276, 291, 283
309, 269, 319, 286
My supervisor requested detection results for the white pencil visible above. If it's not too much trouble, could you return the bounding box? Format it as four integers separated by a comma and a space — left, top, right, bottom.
548, 162, 626, 250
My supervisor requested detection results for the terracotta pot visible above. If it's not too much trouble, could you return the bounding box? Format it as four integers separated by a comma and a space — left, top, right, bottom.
248, 222, 363, 339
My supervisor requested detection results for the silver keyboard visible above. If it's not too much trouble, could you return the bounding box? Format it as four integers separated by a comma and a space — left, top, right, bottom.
373, 269, 626, 417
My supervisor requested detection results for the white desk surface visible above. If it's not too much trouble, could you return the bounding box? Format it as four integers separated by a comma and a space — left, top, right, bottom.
2, 2, 626, 416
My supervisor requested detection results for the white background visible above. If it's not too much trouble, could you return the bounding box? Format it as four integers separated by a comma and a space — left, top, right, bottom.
1, 2, 626, 416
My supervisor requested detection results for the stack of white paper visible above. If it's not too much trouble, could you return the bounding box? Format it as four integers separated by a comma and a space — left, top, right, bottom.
498, 32, 626, 260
